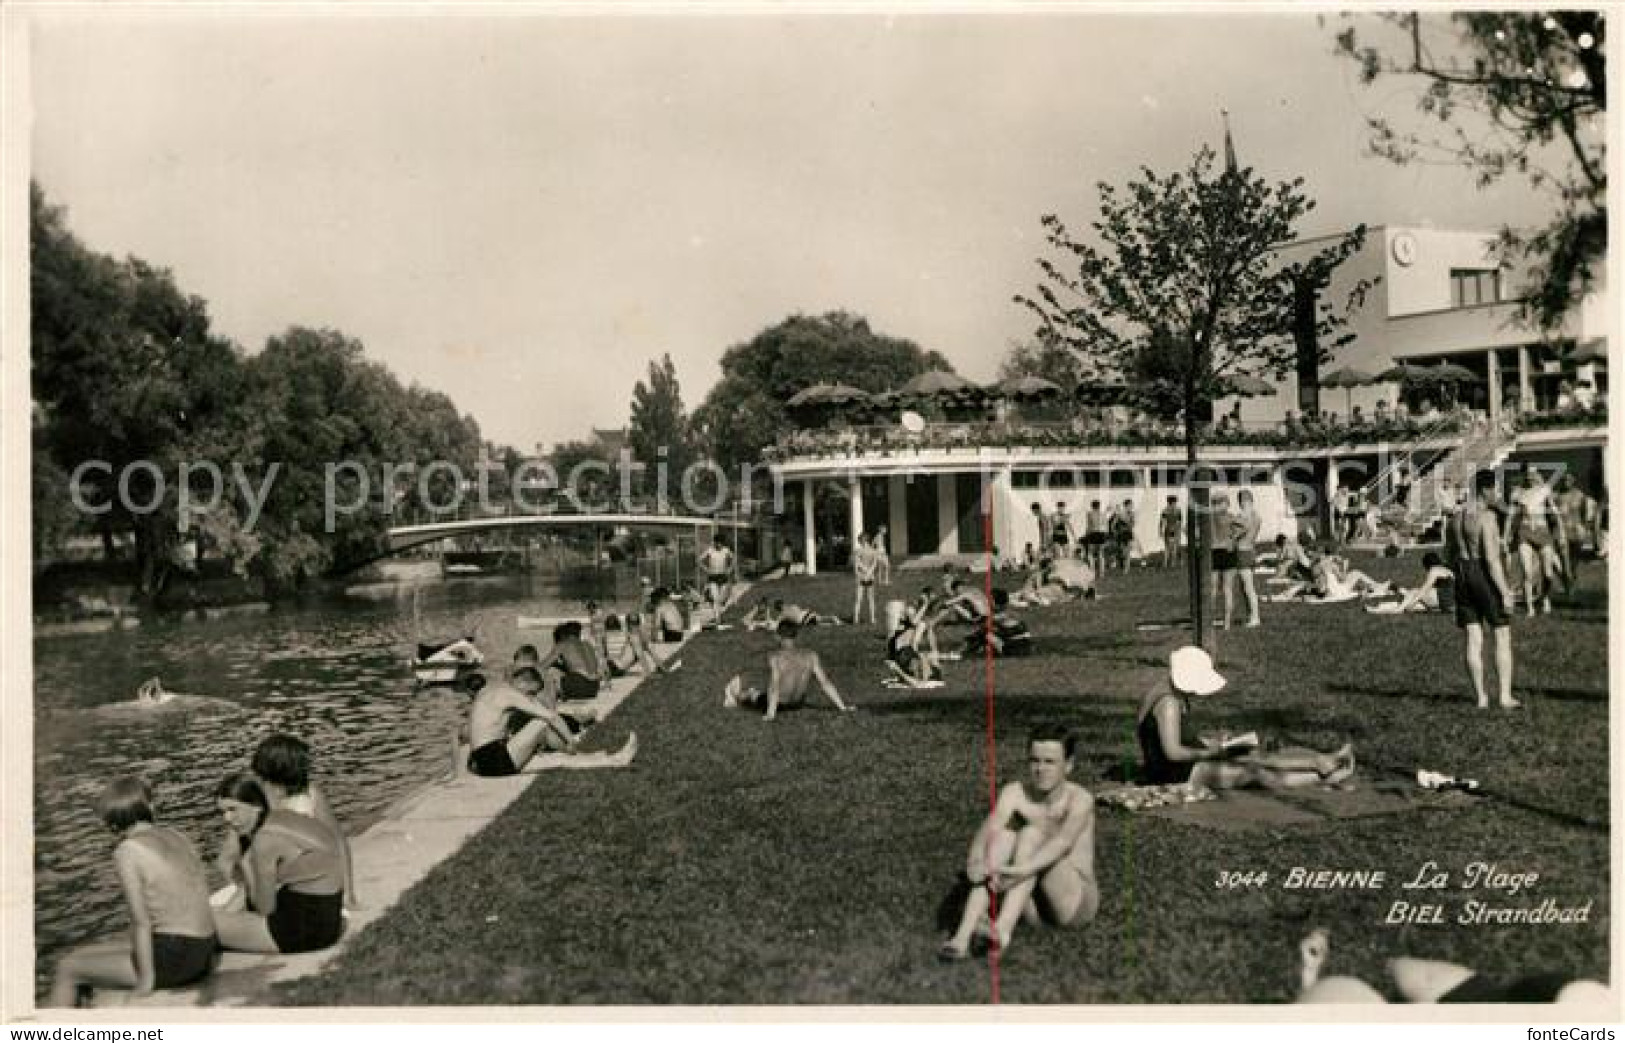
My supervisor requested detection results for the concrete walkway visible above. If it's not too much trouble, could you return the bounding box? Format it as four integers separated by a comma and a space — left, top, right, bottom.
93, 603, 722, 1009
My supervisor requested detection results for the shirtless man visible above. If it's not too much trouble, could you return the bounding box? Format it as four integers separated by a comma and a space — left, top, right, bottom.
852, 533, 879, 626
1553, 475, 1595, 577
722, 619, 855, 721
940, 578, 991, 625
1446, 469, 1519, 710
1505, 467, 1567, 614
456, 667, 636, 777
539, 621, 606, 702
939, 725, 1098, 960
1159, 496, 1184, 570
698, 536, 736, 625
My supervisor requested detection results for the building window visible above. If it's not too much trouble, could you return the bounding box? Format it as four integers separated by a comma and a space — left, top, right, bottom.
1450, 268, 1502, 308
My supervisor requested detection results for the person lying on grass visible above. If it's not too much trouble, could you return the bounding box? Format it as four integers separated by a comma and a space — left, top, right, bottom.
1295, 928, 1608, 1005
885, 599, 945, 687
1364, 552, 1455, 616
454, 667, 636, 778
742, 598, 836, 631
1270, 547, 1390, 602
963, 590, 1033, 657
1137, 647, 1355, 791
938, 724, 1098, 961
49, 776, 217, 1007
723, 619, 855, 720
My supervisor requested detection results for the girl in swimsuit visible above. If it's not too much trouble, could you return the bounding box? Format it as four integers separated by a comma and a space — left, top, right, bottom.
211, 773, 345, 955
1137, 648, 1354, 790
49, 777, 217, 1006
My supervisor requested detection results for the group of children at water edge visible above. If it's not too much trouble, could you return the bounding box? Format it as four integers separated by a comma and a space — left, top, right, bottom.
50, 735, 354, 1006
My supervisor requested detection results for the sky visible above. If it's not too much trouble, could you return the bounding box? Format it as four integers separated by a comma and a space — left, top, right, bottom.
27, 8, 1565, 452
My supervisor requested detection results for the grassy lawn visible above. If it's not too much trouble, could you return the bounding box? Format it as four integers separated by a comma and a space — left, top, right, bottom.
278, 553, 1609, 1005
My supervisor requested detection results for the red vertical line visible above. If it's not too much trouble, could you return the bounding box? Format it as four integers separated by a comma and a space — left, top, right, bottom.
981, 483, 1000, 1002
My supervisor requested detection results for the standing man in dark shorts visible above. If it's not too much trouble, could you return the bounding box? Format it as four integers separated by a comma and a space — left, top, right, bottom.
1159, 495, 1183, 570
698, 535, 736, 627
1049, 503, 1074, 557
1032, 503, 1053, 555
1444, 470, 1519, 710
1082, 500, 1107, 574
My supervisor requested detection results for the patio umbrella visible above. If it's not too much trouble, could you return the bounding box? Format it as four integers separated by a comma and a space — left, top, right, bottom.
1074, 377, 1132, 406
1569, 338, 1608, 365
899, 370, 975, 396
1220, 373, 1276, 397
1428, 362, 1480, 383
1320, 365, 1376, 413
997, 375, 1063, 400
1375, 362, 1431, 383
786, 383, 870, 408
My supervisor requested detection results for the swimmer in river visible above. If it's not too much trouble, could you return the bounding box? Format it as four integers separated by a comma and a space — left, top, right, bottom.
135, 678, 178, 707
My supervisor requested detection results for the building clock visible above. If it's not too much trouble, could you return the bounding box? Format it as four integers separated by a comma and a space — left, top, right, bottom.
1391, 232, 1418, 267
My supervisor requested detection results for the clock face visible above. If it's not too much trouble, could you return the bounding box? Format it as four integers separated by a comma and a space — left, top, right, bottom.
1391, 232, 1417, 266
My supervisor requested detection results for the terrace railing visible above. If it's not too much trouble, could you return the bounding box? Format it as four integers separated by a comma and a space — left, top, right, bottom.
768, 414, 1469, 462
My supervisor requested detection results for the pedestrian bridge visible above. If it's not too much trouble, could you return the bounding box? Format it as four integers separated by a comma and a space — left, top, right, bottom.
385, 512, 754, 553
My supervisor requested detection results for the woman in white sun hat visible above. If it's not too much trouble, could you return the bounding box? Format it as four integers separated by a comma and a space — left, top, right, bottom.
1136, 646, 1355, 790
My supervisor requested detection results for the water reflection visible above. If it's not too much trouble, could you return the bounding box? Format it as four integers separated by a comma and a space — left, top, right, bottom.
32, 575, 625, 993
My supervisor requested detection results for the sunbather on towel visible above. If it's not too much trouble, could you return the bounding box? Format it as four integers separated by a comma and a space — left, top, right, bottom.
939, 724, 1098, 960
1365, 553, 1456, 615
1137, 647, 1355, 791
722, 619, 854, 721
743, 599, 830, 631
1296, 928, 1607, 1005
1273, 550, 1390, 602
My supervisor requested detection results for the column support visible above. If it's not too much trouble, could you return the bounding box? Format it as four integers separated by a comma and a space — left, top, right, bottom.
802, 478, 817, 577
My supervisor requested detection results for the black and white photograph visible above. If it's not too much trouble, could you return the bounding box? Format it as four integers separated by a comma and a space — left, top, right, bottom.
3, 2, 1617, 1022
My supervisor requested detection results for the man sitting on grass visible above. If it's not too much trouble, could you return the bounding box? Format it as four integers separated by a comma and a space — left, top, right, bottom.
885, 600, 945, 687
939, 724, 1098, 961
538, 620, 606, 702
456, 667, 636, 777
722, 619, 855, 721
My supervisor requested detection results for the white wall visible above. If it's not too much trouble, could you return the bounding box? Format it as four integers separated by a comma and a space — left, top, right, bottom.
1383, 228, 1502, 318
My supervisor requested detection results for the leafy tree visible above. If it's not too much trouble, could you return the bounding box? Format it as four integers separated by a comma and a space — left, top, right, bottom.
693, 311, 952, 473
627, 354, 696, 508
31, 182, 488, 598
1331, 11, 1605, 330
1016, 147, 1369, 647
31, 183, 254, 598
995, 337, 1088, 389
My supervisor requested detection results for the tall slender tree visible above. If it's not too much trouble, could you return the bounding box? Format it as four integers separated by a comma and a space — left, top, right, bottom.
1016, 142, 1371, 647
628, 354, 695, 509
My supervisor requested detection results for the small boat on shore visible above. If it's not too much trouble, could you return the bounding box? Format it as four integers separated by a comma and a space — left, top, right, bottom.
412, 637, 484, 686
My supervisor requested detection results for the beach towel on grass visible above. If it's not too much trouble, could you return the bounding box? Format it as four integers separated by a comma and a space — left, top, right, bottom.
1095, 781, 1217, 811
1137, 779, 1479, 833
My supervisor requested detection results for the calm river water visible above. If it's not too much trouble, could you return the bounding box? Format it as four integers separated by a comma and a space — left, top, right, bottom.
31, 574, 633, 994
